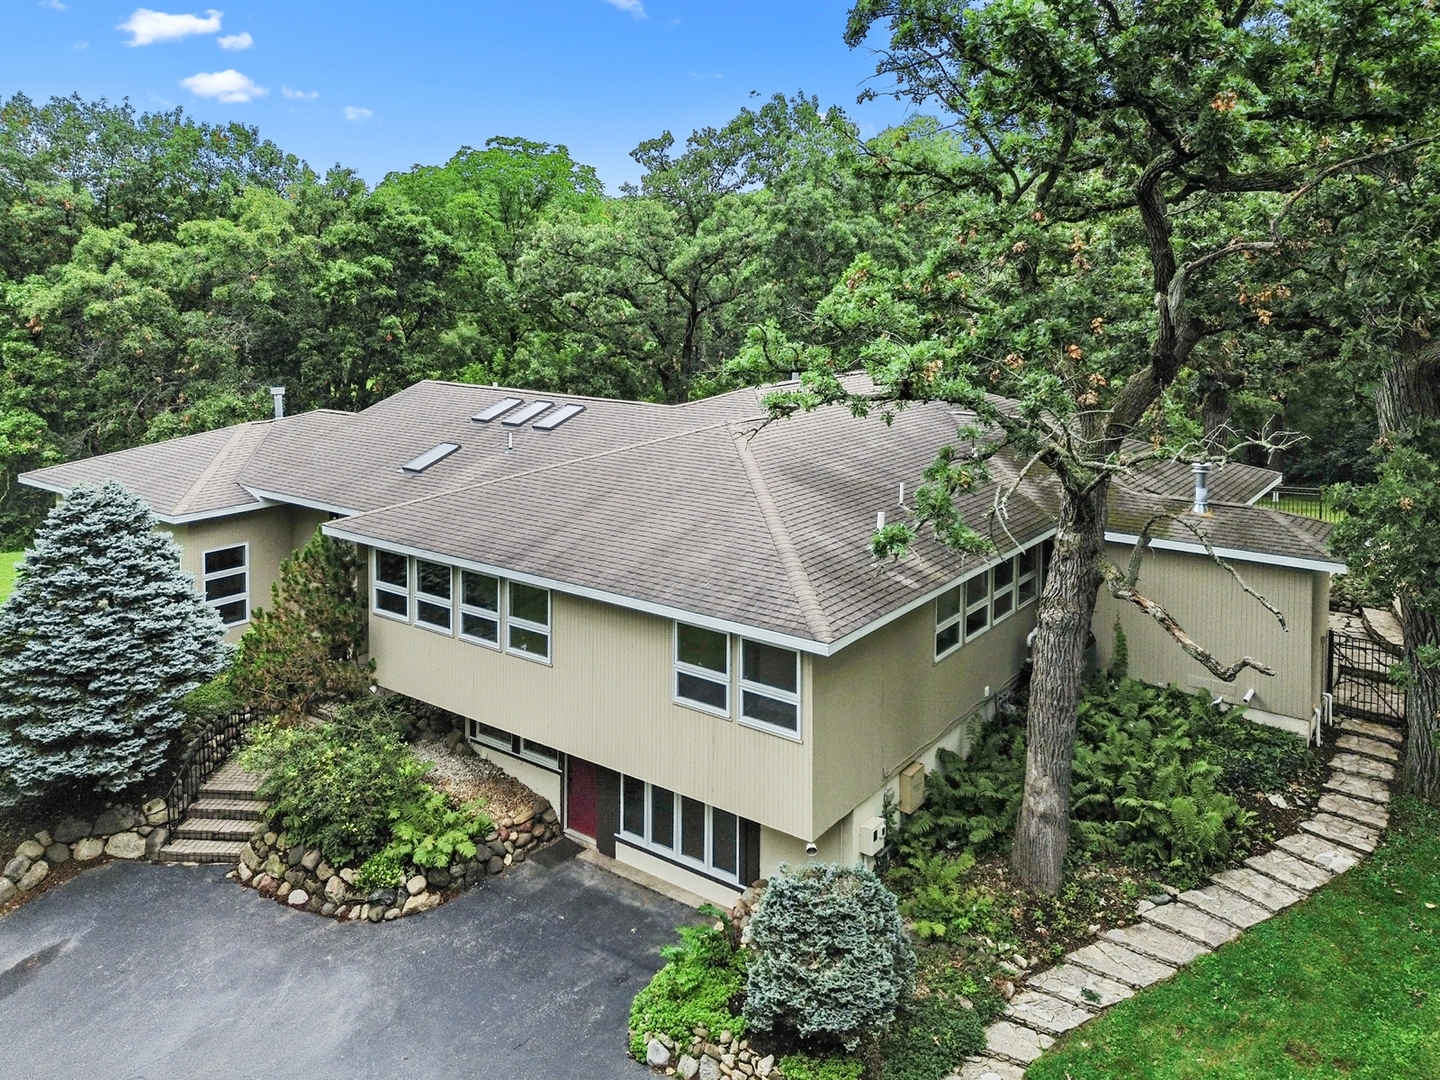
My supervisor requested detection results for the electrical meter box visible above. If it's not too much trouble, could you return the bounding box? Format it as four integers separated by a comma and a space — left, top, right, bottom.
858, 816, 887, 857
898, 760, 926, 814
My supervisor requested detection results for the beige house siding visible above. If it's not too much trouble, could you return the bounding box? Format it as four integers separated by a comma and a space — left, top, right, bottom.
809, 597, 1036, 840
369, 591, 815, 840
1091, 543, 1323, 726
163, 506, 328, 641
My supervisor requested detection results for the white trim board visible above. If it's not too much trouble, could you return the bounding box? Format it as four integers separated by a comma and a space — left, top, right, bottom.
17, 474, 270, 524
1104, 531, 1346, 574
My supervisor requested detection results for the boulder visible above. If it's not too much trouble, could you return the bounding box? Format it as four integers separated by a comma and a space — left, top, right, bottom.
52, 817, 92, 845
72, 838, 104, 861
339, 867, 358, 886
405, 874, 427, 896
321, 902, 337, 917
755, 1055, 774, 1078
237, 863, 254, 884
325, 875, 348, 902
283, 868, 306, 887
315, 861, 335, 882
44, 843, 70, 865
287, 845, 304, 867
368, 905, 385, 923
425, 867, 451, 890
487, 856, 505, 875
33, 830, 52, 848
93, 807, 141, 836
402, 892, 428, 916
143, 798, 168, 826
306, 895, 324, 913
255, 874, 278, 897
263, 853, 284, 877
0, 878, 16, 907
104, 831, 146, 860
17, 860, 49, 892
383, 907, 401, 921
3, 856, 30, 882
512, 805, 535, 826
368, 888, 398, 907
240, 845, 264, 872
464, 862, 485, 888
16, 839, 45, 861
287, 889, 309, 908
540, 807, 558, 825
699, 1055, 722, 1080
301, 848, 322, 872
144, 828, 169, 861
646, 1040, 672, 1068
677, 1055, 700, 1080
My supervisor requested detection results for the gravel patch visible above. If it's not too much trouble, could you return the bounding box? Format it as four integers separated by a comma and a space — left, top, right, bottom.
411, 741, 543, 821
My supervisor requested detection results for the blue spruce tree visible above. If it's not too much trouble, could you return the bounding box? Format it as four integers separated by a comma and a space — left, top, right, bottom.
0, 481, 229, 803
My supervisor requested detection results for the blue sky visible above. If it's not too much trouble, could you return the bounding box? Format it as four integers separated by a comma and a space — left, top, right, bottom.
3, 1, 917, 190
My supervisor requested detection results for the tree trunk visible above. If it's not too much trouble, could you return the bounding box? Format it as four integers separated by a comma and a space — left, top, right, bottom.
1375, 334, 1440, 436
1401, 603, 1440, 803
1011, 478, 1109, 894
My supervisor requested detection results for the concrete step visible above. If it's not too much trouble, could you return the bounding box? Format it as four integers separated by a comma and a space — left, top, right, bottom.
1334, 734, 1401, 763
187, 797, 270, 822
174, 818, 262, 843
200, 761, 264, 799
1337, 718, 1403, 746
157, 838, 247, 864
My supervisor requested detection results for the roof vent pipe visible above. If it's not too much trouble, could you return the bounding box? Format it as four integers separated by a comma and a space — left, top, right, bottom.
269, 386, 285, 419
1192, 462, 1211, 515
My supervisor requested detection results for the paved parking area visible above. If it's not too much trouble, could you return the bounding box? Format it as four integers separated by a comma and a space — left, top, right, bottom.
0, 847, 692, 1079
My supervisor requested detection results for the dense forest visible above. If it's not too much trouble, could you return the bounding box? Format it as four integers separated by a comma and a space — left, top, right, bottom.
0, 88, 1379, 546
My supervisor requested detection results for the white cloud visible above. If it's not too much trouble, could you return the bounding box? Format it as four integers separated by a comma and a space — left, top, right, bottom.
603, 0, 645, 17
73, 40, 88, 49
119, 8, 222, 47
40, 1, 67, 11
218, 31, 252, 50
282, 87, 319, 100
343, 106, 373, 122
688, 72, 723, 80
180, 69, 267, 103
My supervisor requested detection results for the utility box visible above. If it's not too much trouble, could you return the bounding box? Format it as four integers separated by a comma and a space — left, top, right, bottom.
857, 816, 887, 857
898, 760, 926, 815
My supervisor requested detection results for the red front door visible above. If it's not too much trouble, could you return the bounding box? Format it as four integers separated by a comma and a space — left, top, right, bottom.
566, 757, 599, 840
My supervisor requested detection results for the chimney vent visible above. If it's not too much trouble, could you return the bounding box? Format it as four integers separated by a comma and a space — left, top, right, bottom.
1192, 462, 1212, 515
269, 386, 285, 419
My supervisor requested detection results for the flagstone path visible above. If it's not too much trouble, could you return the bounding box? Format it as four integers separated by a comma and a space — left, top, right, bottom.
951, 712, 1403, 1080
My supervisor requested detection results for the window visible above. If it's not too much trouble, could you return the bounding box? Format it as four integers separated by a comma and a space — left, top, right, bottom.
740, 640, 800, 736
415, 560, 453, 632
507, 582, 550, 660
459, 571, 500, 647
935, 585, 963, 658
964, 571, 991, 640
618, 776, 742, 884
373, 549, 409, 619
992, 557, 1016, 622
465, 720, 562, 772
1017, 545, 1041, 606
674, 623, 730, 715
203, 544, 248, 626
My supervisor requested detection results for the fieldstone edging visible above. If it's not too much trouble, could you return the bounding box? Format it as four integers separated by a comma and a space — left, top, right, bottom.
0, 798, 169, 909
227, 797, 562, 922
953, 717, 1403, 1080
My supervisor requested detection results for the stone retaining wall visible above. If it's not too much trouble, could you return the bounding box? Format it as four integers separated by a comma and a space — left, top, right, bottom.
0, 798, 169, 909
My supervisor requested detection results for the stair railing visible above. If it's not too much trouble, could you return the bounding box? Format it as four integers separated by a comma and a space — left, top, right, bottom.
163, 709, 256, 833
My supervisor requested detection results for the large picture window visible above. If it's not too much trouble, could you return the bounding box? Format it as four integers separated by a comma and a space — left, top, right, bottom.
507, 582, 550, 660
373, 549, 409, 619
618, 776, 741, 884
459, 571, 500, 647
415, 560, 453, 632
203, 544, 248, 626
674, 623, 730, 715
739, 639, 800, 736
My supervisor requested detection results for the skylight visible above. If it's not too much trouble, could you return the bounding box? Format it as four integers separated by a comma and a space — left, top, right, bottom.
533, 403, 585, 431
502, 401, 554, 426
472, 397, 523, 423
400, 442, 460, 473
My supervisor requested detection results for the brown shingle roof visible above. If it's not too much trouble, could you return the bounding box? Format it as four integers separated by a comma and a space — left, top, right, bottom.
21, 380, 1339, 648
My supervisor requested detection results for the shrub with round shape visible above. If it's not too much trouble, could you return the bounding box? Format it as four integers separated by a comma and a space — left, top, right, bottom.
744, 862, 915, 1051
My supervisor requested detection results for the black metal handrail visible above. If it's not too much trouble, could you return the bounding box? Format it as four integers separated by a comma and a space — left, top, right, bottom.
163, 709, 256, 833
1268, 485, 1343, 523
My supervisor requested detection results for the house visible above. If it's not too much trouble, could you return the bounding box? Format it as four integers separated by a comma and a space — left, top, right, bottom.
19, 381, 1344, 904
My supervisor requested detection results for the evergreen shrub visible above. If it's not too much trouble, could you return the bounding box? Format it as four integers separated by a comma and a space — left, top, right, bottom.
0, 481, 229, 802
877, 996, 986, 1080
744, 863, 915, 1051
777, 1054, 864, 1080
628, 908, 748, 1060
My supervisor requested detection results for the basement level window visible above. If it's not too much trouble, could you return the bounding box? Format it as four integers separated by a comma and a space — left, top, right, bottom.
400, 442, 460, 473
619, 776, 740, 884
472, 397, 523, 423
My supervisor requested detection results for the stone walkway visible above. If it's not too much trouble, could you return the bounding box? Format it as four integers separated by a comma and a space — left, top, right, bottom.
952, 714, 1402, 1080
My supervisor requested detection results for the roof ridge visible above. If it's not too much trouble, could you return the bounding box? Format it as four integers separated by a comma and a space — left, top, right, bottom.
171, 422, 265, 516
324, 416, 756, 524
1263, 503, 1333, 551
730, 431, 835, 643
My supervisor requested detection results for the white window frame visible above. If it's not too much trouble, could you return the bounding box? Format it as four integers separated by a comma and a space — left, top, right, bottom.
465, 719, 562, 773
202, 542, 249, 627
506, 581, 551, 664
372, 548, 411, 622
1017, 544, 1042, 608
458, 569, 502, 650
617, 777, 741, 885
414, 559, 454, 635
963, 569, 991, 642
935, 584, 964, 660
991, 556, 1017, 624
737, 639, 802, 741
673, 622, 731, 718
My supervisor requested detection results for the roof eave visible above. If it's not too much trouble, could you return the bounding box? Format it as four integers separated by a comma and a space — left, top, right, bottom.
1105, 530, 1346, 574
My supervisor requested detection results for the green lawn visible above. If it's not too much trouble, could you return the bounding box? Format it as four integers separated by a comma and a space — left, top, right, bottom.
0, 551, 21, 603
1027, 797, 1440, 1080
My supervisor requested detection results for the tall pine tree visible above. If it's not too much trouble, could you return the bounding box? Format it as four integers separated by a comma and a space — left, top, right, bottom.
0, 481, 229, 803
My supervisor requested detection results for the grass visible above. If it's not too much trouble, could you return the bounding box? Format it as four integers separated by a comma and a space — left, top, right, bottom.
1027, 796, 1440, 1080
0, 550, 20, 602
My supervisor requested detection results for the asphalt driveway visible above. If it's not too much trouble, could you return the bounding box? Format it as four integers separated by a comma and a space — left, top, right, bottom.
0, 845, 693, 1080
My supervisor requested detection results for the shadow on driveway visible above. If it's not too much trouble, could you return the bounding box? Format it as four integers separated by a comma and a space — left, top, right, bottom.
0, 847, 694, 1080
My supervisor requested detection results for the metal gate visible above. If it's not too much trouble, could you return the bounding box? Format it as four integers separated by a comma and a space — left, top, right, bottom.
1327, 631, 1407, 727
